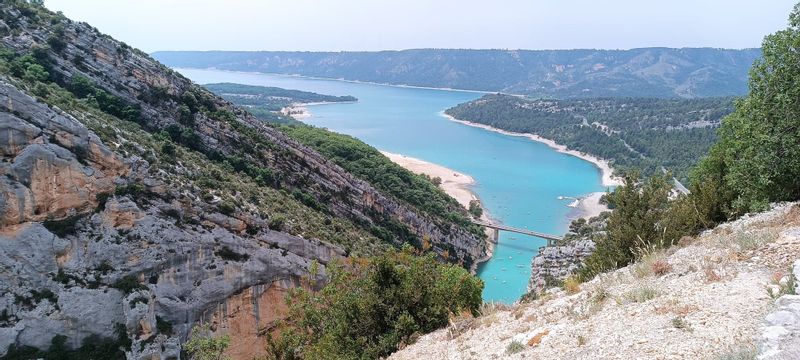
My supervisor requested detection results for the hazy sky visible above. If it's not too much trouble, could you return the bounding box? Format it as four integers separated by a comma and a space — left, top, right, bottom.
45, 0, 796, 53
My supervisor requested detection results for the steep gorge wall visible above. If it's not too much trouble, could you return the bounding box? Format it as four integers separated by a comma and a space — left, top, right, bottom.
0, 3, 487, 358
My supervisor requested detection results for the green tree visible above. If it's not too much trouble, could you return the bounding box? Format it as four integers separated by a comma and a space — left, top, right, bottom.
580, 173, 672, 278
184, 325, 231, 360
468, 199, 483, 218
266, 247, 483, 360
694, 3, 800, 216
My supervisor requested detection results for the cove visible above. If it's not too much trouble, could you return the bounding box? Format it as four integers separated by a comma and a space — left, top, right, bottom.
177, 68, 607, 303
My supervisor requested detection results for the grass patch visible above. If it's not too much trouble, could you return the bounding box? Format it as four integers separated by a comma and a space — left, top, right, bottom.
563, 276, 581, 295
714, 345, 757, 360
623, 286, 658, 303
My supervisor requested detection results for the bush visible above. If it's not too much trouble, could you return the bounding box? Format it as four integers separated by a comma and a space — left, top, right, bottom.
112, 274, 146, 294
505, 340, 525, 355
265, 247, 483, 359
268, 214, 286, 231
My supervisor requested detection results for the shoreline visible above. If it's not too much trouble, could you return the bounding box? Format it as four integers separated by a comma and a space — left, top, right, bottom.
281, 100, 357, 119
379, 151, 496, 261
441, 112, 623, 188
183, 67, 497, 95
571, 192, 610, 220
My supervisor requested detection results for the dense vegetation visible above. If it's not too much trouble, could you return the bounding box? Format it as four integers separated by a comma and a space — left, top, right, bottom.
204, 82, 356, 124
279, 124, 486, 242
265, 247, 483, 360
578, 4, 800, 279
152, 48, 760, 98
446, 96, 734, 181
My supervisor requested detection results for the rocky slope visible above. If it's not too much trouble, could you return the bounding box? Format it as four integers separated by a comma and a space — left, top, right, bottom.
391, 202, 800, 359
0, 2, 486, 358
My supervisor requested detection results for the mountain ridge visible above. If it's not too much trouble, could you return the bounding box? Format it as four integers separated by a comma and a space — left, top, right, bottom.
152, 47, 761, 98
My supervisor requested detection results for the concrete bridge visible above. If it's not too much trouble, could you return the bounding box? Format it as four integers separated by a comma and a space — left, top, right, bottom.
471, 219, 563, 246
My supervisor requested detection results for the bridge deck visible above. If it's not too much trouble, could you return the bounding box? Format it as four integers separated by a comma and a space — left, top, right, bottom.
471, 220, 563, 242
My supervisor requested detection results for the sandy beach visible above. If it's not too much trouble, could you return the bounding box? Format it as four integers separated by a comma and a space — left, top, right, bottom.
281, 100, 357, 120
281, 105, 311, 119
441, 113, 623, 188
381, 151, 498, 261
573, 191, 610, 220
381, 151, 478, 209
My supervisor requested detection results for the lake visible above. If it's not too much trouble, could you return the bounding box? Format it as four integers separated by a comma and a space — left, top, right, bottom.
177, 68, 606, 303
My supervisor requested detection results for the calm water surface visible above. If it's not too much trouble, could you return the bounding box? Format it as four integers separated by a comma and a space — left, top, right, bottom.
178, 68, 606, 303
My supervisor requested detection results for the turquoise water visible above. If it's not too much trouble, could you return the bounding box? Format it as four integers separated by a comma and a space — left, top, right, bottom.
177, 68, 606, 303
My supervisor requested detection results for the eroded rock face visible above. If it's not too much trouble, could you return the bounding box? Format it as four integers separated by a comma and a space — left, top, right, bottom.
0, 79, 347, 358
0, 82, 127, 226
528, 240, 595, 293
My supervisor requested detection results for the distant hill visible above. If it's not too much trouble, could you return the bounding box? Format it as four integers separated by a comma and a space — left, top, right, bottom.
152, 48, 760, 98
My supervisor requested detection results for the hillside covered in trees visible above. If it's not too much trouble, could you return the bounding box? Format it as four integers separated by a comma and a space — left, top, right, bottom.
445, 95, 734, 181
152, 48, 760, 98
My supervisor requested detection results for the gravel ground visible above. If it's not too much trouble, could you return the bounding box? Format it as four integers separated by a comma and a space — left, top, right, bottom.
390, 203, 800, 360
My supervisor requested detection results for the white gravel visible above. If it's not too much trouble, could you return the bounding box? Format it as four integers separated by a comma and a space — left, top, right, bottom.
391, 203, 800, 360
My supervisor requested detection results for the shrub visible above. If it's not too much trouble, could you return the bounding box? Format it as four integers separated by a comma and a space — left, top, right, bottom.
672, 316, 691, 331
112, 274, 147, 294
505, 340, 525, 355
268, 214, 286, 231
651, 260, 672, 276
468, 199, 483, 218
265, 247, 483, 359
156, 316, 173, 336
217, 201, 236, 216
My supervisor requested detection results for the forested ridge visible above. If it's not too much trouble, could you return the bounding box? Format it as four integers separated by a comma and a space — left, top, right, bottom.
445, 95, 734, 181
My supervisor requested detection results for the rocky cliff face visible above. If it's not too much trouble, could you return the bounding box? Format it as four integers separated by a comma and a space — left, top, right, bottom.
0, 78, 343, 359
0, 3, 487, 358
527, 240, 595, 294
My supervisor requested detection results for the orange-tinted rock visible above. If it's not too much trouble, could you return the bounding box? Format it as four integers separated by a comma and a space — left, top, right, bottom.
527, 329, 549, 347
